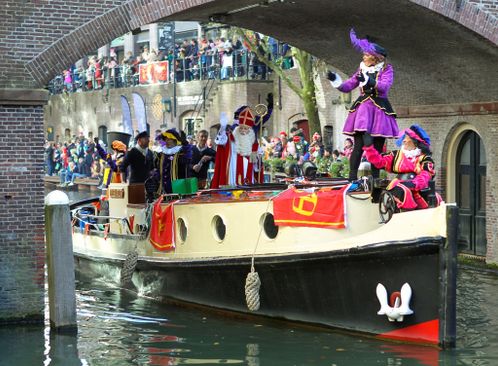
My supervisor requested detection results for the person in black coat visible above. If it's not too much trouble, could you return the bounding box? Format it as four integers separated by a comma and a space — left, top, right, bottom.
191, 130, 216, 189
119, 131, 154, 184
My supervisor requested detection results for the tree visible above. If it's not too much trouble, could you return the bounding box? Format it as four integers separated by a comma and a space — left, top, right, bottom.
237, 29, 322, 136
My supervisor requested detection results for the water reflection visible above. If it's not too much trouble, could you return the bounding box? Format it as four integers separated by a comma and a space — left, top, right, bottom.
5, 267, 498, 365
73, 277, 450, 366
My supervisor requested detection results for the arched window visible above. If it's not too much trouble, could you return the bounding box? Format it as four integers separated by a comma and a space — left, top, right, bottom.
456, 130, 486, 256
64, 128, 71, 140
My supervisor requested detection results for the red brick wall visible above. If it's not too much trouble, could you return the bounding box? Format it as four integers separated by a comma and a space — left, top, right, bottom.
409, 0, 498, 44
0, 106, 45, 322
0, 0, 129, 88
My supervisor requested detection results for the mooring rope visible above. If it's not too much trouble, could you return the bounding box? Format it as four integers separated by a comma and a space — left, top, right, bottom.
119, 203, 153, 287
244, 197, 274, 312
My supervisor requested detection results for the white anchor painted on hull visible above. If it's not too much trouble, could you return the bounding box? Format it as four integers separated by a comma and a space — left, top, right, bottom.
376, 283, 414, 322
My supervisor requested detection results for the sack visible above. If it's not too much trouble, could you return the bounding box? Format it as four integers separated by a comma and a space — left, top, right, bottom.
171, 177, 198, 195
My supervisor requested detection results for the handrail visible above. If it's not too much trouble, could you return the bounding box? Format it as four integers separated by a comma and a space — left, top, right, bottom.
47, 49, 278, 95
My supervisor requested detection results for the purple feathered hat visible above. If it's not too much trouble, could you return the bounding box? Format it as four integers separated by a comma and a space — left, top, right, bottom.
350, 28, 387, 58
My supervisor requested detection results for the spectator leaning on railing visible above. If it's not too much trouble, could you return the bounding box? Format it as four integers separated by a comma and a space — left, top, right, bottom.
48, 32, 295, 94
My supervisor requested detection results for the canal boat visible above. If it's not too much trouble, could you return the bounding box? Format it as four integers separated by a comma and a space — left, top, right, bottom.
70, 179, 457, 348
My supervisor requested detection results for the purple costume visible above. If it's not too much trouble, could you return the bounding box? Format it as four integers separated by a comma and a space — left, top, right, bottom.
339, 64, 398, 138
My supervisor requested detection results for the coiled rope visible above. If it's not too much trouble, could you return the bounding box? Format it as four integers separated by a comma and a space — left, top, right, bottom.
244, 198, 273, 312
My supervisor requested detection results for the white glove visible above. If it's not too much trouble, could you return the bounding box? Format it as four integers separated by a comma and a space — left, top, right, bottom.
219, 112, 229, 128
359, 71, 369, 87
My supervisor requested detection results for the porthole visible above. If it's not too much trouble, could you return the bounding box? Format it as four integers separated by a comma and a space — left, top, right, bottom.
177, 218, 187, 243
212, 215, 226, 242
261, 213, 278, 239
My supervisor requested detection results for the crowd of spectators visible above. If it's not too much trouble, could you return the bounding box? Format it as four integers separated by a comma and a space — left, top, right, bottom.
44, 136, 102, 186
261, 128, 354, 178
49, 35, 295, 94
44, 128, 354, 185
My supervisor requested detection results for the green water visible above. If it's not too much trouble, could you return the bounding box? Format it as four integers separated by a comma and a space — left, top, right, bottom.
0, 267, 496, 365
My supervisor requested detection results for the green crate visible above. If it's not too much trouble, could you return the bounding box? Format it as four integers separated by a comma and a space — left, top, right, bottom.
172, 177, 198, 194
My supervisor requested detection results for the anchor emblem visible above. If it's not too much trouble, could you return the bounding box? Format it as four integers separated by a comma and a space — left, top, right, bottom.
376, 283, 414, 322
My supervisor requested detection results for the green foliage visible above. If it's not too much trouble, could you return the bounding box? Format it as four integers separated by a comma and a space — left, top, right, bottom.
313, 156, 350, 178
265, 157, 285, 172
314, 156, 331, 174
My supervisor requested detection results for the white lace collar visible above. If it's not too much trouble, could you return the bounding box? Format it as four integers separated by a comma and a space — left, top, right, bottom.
360, 61, 385, 74
402, 147, 422, 159
160, 145, 182, 155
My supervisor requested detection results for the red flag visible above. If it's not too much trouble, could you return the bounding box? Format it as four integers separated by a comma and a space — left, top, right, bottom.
273, 186, 348, 229
128, 214, 135, 234
149, 197, 176, 251
153, 61, 168, 82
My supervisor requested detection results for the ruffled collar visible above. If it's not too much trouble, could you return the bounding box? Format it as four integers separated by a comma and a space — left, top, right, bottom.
161, 145, 182, 155
402, 147, 421, 159
360, 61, 385, 74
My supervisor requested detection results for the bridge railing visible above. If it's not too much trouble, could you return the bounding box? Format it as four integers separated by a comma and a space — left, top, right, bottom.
47, 49, 294, 95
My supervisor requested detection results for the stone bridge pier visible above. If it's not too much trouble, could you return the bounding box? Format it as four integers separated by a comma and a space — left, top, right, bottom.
0, 0, 497, 322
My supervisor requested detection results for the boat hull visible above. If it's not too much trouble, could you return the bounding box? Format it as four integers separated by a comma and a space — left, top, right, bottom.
74, 237, 446, 346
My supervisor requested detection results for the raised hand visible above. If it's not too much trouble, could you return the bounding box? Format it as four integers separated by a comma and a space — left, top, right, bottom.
266, 92, 274, 106
356, 71, 366, 83
219, 112, 229, 128
326, 71, 337, 81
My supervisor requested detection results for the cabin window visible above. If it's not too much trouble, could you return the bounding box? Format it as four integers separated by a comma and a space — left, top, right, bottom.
212, 215, 226, 242
177, 218, 187, 243
261, 213, 278, 239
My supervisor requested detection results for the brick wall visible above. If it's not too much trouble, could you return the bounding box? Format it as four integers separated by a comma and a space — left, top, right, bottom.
0, 106, 45, 323
0, 0, 128, 88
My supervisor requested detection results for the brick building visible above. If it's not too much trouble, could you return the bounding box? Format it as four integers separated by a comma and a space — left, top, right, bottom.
0, 0, 497, 323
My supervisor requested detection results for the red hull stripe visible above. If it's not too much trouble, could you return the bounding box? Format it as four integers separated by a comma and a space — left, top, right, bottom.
376, 319, 439, 344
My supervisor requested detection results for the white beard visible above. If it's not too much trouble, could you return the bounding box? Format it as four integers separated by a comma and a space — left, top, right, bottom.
233, 126, 256, 156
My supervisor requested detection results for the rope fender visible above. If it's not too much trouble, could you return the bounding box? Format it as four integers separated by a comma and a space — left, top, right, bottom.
245, 270, 261, 312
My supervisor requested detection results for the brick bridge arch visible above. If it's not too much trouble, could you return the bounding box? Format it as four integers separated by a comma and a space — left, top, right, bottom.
0, 0, 496, 104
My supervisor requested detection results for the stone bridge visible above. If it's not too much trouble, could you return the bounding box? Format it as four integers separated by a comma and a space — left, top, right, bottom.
0, 0, 497, 322
2, 0, 497, 104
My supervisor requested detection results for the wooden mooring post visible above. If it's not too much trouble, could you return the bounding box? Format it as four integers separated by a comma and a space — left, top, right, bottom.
45, 190, 77, 333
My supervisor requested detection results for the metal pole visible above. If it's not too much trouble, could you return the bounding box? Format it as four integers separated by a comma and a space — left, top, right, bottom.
45, 190, 77, 333
203, 85, 206, 118
440, 204, 458, 348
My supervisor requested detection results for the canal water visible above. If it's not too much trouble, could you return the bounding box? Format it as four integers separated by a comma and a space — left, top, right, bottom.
2, 268, 497, 365
1, 190, 496, 365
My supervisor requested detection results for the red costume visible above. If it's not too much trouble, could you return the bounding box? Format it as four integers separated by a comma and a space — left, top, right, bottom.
363, 125, 439, 210
211, 108, 261, 188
